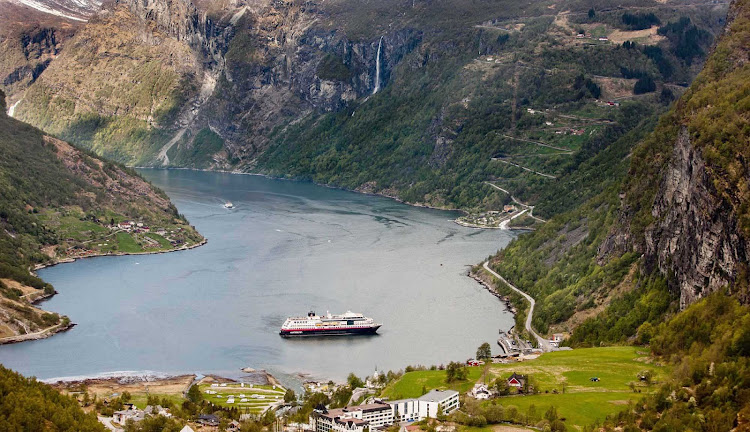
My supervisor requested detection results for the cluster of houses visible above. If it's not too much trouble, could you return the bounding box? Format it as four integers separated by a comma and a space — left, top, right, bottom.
111, 407, 242, 431
112, 404, 171, 425
310, 390, 460, 432
469, 373, 528, 400
114, 220, 186, 247
115, 221, 153, 234
554, 128, 586, 136
196, 414, 241, 430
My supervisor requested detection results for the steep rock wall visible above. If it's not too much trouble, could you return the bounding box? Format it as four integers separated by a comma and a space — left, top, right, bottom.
643, 127, 749, 308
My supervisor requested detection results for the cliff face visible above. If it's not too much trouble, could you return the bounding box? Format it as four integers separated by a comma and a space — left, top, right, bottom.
604, 0, 750, 308
205, 4, 420, 163
114, 0, 232, 67
9, 0, 417, 166
643, 127, 749, 308
0, 1, 82, 106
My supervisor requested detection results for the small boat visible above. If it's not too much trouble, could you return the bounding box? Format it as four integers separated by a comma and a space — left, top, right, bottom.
224, 202, 234, 209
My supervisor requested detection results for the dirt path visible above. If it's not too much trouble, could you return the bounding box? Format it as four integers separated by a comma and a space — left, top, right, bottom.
0, 321, 72, 344
497, 133, 573, 153
491, 158, 557, 179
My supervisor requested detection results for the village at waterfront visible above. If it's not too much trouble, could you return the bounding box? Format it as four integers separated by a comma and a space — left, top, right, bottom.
50, 321, 665, 432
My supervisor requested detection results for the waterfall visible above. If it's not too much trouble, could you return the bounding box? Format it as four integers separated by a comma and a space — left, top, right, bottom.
7, 100, 20, 118
373, 36, 384, 94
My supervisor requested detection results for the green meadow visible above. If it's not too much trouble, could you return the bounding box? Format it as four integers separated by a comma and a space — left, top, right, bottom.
382, 347, 669, 429
381, 367, 484, 400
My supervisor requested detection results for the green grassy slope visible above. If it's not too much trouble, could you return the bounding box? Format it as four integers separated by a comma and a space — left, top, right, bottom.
0, 89, 203, 338
384, 347, 670, 430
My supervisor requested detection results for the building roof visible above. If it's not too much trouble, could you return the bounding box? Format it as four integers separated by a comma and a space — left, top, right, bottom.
507, 373, 526, 383
335, 417, 368, 426
198, 414, 219, 422
418, 389, 458, 402
346, 403, 391, 413
321, 403, 391, 420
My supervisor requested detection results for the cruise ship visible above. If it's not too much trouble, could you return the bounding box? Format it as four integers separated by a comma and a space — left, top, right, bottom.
279, 311, 381, 337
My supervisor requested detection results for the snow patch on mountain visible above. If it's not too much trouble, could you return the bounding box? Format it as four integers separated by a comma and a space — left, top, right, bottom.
8, 0, 102, 21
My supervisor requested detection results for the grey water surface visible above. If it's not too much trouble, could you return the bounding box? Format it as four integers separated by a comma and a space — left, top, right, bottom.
0, 170, 515, 384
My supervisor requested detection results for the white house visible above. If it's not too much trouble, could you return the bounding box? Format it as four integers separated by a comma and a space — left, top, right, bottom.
470, 384, 491, 400
390, 390, 460, 422
113, 409, 145, 424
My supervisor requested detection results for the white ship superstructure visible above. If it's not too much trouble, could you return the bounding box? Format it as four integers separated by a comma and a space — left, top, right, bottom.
280, 311, 381, 336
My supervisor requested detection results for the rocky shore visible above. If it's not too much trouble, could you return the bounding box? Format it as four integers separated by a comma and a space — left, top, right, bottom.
0, 320, 76, 345
468, 270, 518, 315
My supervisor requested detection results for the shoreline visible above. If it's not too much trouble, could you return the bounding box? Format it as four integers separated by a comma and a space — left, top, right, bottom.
133, 166, 470, 215
468, 270, 518, 315
134, 167, 541, 231
33, 237, 208, 272
0, 321, 76, 345
1, 239, 209, 346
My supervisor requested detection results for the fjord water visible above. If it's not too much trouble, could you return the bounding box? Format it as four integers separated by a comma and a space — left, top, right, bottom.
0, 170, 514, 383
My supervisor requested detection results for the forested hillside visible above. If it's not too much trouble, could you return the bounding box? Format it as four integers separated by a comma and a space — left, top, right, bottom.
256, 0, 725, 212
0, 89, 203, 342
0, 365, 104, 431
483, 0, 749, 427
488, 0, 748, 340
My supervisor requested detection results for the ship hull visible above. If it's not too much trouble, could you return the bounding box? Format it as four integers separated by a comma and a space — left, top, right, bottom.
279, 325, 381, 337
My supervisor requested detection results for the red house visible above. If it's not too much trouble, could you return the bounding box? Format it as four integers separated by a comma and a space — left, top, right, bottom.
507, 373, 526, 388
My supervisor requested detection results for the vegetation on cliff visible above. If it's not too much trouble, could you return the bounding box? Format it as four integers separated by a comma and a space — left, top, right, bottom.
259, 2, 720, 213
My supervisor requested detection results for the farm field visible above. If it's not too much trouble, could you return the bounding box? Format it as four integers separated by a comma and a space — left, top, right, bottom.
487, 391, 642, 429
486, 346, 669, 393
383, 347, 669, 430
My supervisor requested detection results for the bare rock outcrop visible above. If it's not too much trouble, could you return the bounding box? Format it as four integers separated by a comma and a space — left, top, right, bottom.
642, 127, 749, 308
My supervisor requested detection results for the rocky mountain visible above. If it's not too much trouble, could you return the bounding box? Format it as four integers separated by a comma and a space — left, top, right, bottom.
0, 0, 83, 108
4, 0, 102, 21
4, 0, 728, 215
7, 0, 433, 168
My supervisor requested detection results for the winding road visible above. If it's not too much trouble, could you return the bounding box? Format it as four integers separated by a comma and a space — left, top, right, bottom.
485, 182, 546, 223
483, 261, 552, 351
